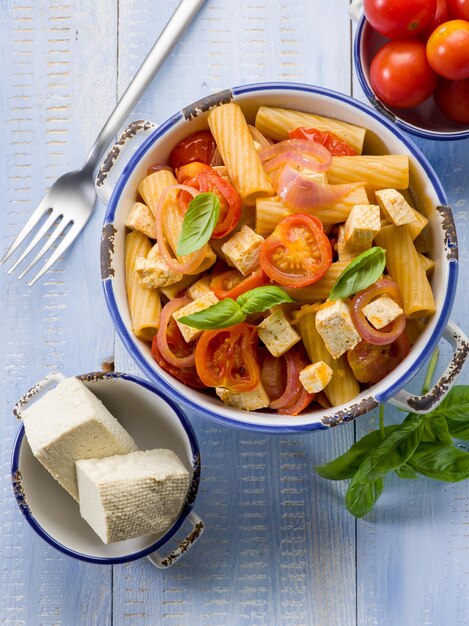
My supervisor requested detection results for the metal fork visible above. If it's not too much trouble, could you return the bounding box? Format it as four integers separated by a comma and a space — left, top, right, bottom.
1, 0, 206, 286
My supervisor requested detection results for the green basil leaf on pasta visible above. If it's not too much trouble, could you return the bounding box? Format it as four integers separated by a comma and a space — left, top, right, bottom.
315, 425, 399, 480
329, 247, 386, 301
177, 192, 220, 256
345, 475, 384, 518
178, 298, 245, 330
237, 286, 295, 315
408, 442, 469, 482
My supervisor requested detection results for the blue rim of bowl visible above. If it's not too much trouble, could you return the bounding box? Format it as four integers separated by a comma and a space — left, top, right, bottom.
11, 372, 201, 565
353, 16, 469, 141
102, 81, 458, 433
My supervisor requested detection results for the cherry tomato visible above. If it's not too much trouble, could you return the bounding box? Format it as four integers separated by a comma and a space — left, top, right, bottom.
259, 214, 332, 288
426, 20, 469, 80
288, 127, 358, 156
434, 77, 469, 122
370, 40, 438, 108
446, 0, 469, 20
363, 0, 437, 39
210, 267, 269, 300
177, 163, 242, 239
347, 334, 410, 384
151, 321, 204, 389
195, 323, 260, 392
169, 130, 217, 171
421, 0, 450, 39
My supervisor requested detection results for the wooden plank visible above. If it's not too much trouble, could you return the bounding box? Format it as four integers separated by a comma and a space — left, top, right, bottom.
113, 1, 356, 624
351, 17, 469, 625
0, 0, 117, 623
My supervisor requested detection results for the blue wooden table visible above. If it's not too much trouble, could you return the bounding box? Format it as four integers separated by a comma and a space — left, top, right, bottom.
1, 1, 468, 624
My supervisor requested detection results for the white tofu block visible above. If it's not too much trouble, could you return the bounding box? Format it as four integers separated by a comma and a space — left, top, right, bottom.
344, 204, 381, 250
257, 309, 301, 357
134, 244, 182, 289
315, 300, 361, 359
299, 361, 333, 394
22, 377, 137, 500
125, 202, 155, 239
172, 292, 219, 343
362, 295, 404, 330
302, 171, 328, 185
186, 276, 213, 300
216, 384, 270, 411
221, 225, 265, 276
375, 189, 417, 226
76, 449, 190, 544
336, 225, 361, 262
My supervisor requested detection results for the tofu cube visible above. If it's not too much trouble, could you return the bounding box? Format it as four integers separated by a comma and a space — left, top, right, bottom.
336, 225, 361, 262
362, 295, 404, 330
134, 244, 182, 289
257, 309, 301, 357
76, 449, 190, 543
299, 361, 333, 394
302, 171, 328, 185
125, 202, 155, 239
315, 300, 361, 359
21, 377, 137, 500
216, 383, 270, 411
344, 204, 381, 250
159, 275, 198, 300
375, 189, 417, 226
172, 292, 219, 343
221, 225, 265, 276
186, 276, 213, 300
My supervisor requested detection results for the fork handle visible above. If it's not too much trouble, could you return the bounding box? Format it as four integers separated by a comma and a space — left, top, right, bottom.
84, 0, 206, 171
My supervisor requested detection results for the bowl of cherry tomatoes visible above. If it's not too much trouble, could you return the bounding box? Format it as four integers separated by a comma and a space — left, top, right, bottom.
351, 0, 469, 140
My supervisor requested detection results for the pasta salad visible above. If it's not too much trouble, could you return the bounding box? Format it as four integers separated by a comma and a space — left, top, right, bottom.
124, 103, 435, 416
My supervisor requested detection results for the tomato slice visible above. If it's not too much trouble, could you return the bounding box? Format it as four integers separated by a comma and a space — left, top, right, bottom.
151, 321, 204, 389
195, 323, 260, 392
176, 163, 242, 239
259, 214, 332, 288
169, 130, 217, 171
210, 267, 269, 300
289, 127, 358, 156
347, 333, 410, 384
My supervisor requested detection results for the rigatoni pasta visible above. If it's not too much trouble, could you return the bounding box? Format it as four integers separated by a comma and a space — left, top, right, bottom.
122, 100, 437, 417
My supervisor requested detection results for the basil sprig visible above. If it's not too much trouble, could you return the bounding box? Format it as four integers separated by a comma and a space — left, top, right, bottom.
329, 246, 386, 301
315, 351, 469, 518
178, 286, 295, 330
176, 192, 220, 256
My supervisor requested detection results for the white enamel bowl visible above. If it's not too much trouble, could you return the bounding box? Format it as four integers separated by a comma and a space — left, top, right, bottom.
98, 82, 468, 433
11, 372, 203, 566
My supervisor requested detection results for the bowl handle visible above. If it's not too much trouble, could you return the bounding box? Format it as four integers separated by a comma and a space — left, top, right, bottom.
94, 120, 157, 206
349, 0, 363, 23
146, 511, 205, 569
388, 321, 469, 414
14, 372, 66, 419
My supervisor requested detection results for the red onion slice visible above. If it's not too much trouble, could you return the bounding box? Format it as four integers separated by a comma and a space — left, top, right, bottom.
260, 138, 331, 171
156, 297, 196, 369
351, 278, 406, 345
277, 164, 360, 212
269, 350, 303, 410
155, 184, 207, 274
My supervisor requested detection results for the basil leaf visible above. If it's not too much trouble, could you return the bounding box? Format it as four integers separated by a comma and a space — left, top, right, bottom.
446, 418, 469, 440
329, 247, 386, 301
345, 476, 384, 518
315, 425, 399, 480
432, 385, 469, 422
395, 464, 418, 480
421, 415, 453, 445
355, 417, 423, 483
237, 286, 295, 315
177, 192, 220, 256
408, 442, 469, 482
178, 298, 245, 330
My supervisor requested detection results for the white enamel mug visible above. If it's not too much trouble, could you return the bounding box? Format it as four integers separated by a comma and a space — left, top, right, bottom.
97, 82, 469, 433
11, 371, 204, 567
